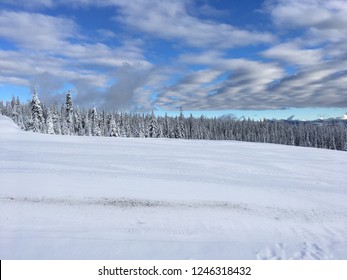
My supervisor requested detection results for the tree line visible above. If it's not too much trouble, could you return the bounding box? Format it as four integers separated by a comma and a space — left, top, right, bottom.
1, 90, 346, 151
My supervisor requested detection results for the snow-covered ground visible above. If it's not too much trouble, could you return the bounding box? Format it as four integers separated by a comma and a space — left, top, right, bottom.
0, 115, 346, 259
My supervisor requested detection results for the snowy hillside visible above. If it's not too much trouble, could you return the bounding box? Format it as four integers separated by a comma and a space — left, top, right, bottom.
0, 115, 346, 259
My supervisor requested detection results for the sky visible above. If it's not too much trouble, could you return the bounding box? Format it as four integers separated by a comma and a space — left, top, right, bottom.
0, 0, 347, 120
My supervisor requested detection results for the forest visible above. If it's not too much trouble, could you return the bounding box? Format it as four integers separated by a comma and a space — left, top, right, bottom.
1, 89, 346, 151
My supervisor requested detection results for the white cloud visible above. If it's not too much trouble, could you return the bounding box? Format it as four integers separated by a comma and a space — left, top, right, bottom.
10, 0, 274, 49
156, 53, 287, 110
111, 0, 274, 49
261, 42, 323, 66
266, 0, 347, 44
0, 11, 77, 51
157, 46, 347, 110
0, 49, 109, 104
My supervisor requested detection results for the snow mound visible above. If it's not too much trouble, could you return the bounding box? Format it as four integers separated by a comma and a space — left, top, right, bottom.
0, 115, 20, 133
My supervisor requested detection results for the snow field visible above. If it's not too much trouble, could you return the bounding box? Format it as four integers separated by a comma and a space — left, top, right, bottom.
0, 116, 346, 259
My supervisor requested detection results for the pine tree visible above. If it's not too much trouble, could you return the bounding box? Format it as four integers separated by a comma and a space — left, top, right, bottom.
60, 103, 68, 135
52, 101, 61, 134
118, 112, 127, 137
175, 107, 185, 139
15, 97, 25, 129
137, 121, 146, 138
179, 107, 185, 137
30, 88, 44, 132
74, 108, 82, 135
46, 109, 54, 134
65, 91, 74, 135
109, 115, 119, 137
91, 107, 101, 136
83, 110, 91, 136
163, 113, 170, 138
10, 96, 19, 123
148, 110, 157, 138
0, 101, 4, 115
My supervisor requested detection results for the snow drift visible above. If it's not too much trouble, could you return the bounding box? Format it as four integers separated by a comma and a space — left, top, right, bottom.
0, 115, 346, 259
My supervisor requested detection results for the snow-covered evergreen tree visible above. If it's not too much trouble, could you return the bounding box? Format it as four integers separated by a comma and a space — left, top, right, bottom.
83, 111, 91, 136
65, 91, 74, 135
0, 101, 4, 115
46, 109, 54, 134
109, 115, 119, 137
118, 112, 127, 137
10, 96, 19, 123
30, 87, 44, 132
73, 107, 82, 135
148, 110, 157, 138
137, 121, 146, 138
60, 103, 68, 135
174, 107, 185, 139
91, 107, 101, 136
52, 101, 61, 134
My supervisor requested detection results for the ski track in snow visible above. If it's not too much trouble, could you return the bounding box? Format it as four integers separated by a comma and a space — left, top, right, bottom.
0, 116, 346, 259
1, 195, 346, 224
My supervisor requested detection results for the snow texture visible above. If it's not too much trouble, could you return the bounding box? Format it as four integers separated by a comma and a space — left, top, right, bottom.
0, 115, 346, 259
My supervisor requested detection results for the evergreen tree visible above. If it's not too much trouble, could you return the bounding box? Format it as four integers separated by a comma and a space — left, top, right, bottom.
46, 109, 54, 134
137, 121, 146, 138
30, 87, 44, 132
109, 115, 119, 137
11, 96, 19, 123
83, 111, 91, 136
74, 108, 82, 135
60, 103, 68, 135
175, 107, 185, 138
91, 107, 101, 136
148, 110, 157, 138
65, 91, 74, 134
119, 112, 127, 137
0, 100, 4, 115
52, 101, 61, 134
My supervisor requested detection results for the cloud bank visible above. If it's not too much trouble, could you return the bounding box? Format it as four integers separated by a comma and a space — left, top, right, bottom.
0, 0, 346, 110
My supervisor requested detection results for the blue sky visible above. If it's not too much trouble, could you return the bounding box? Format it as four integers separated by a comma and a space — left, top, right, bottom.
0, 0, 346, 120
